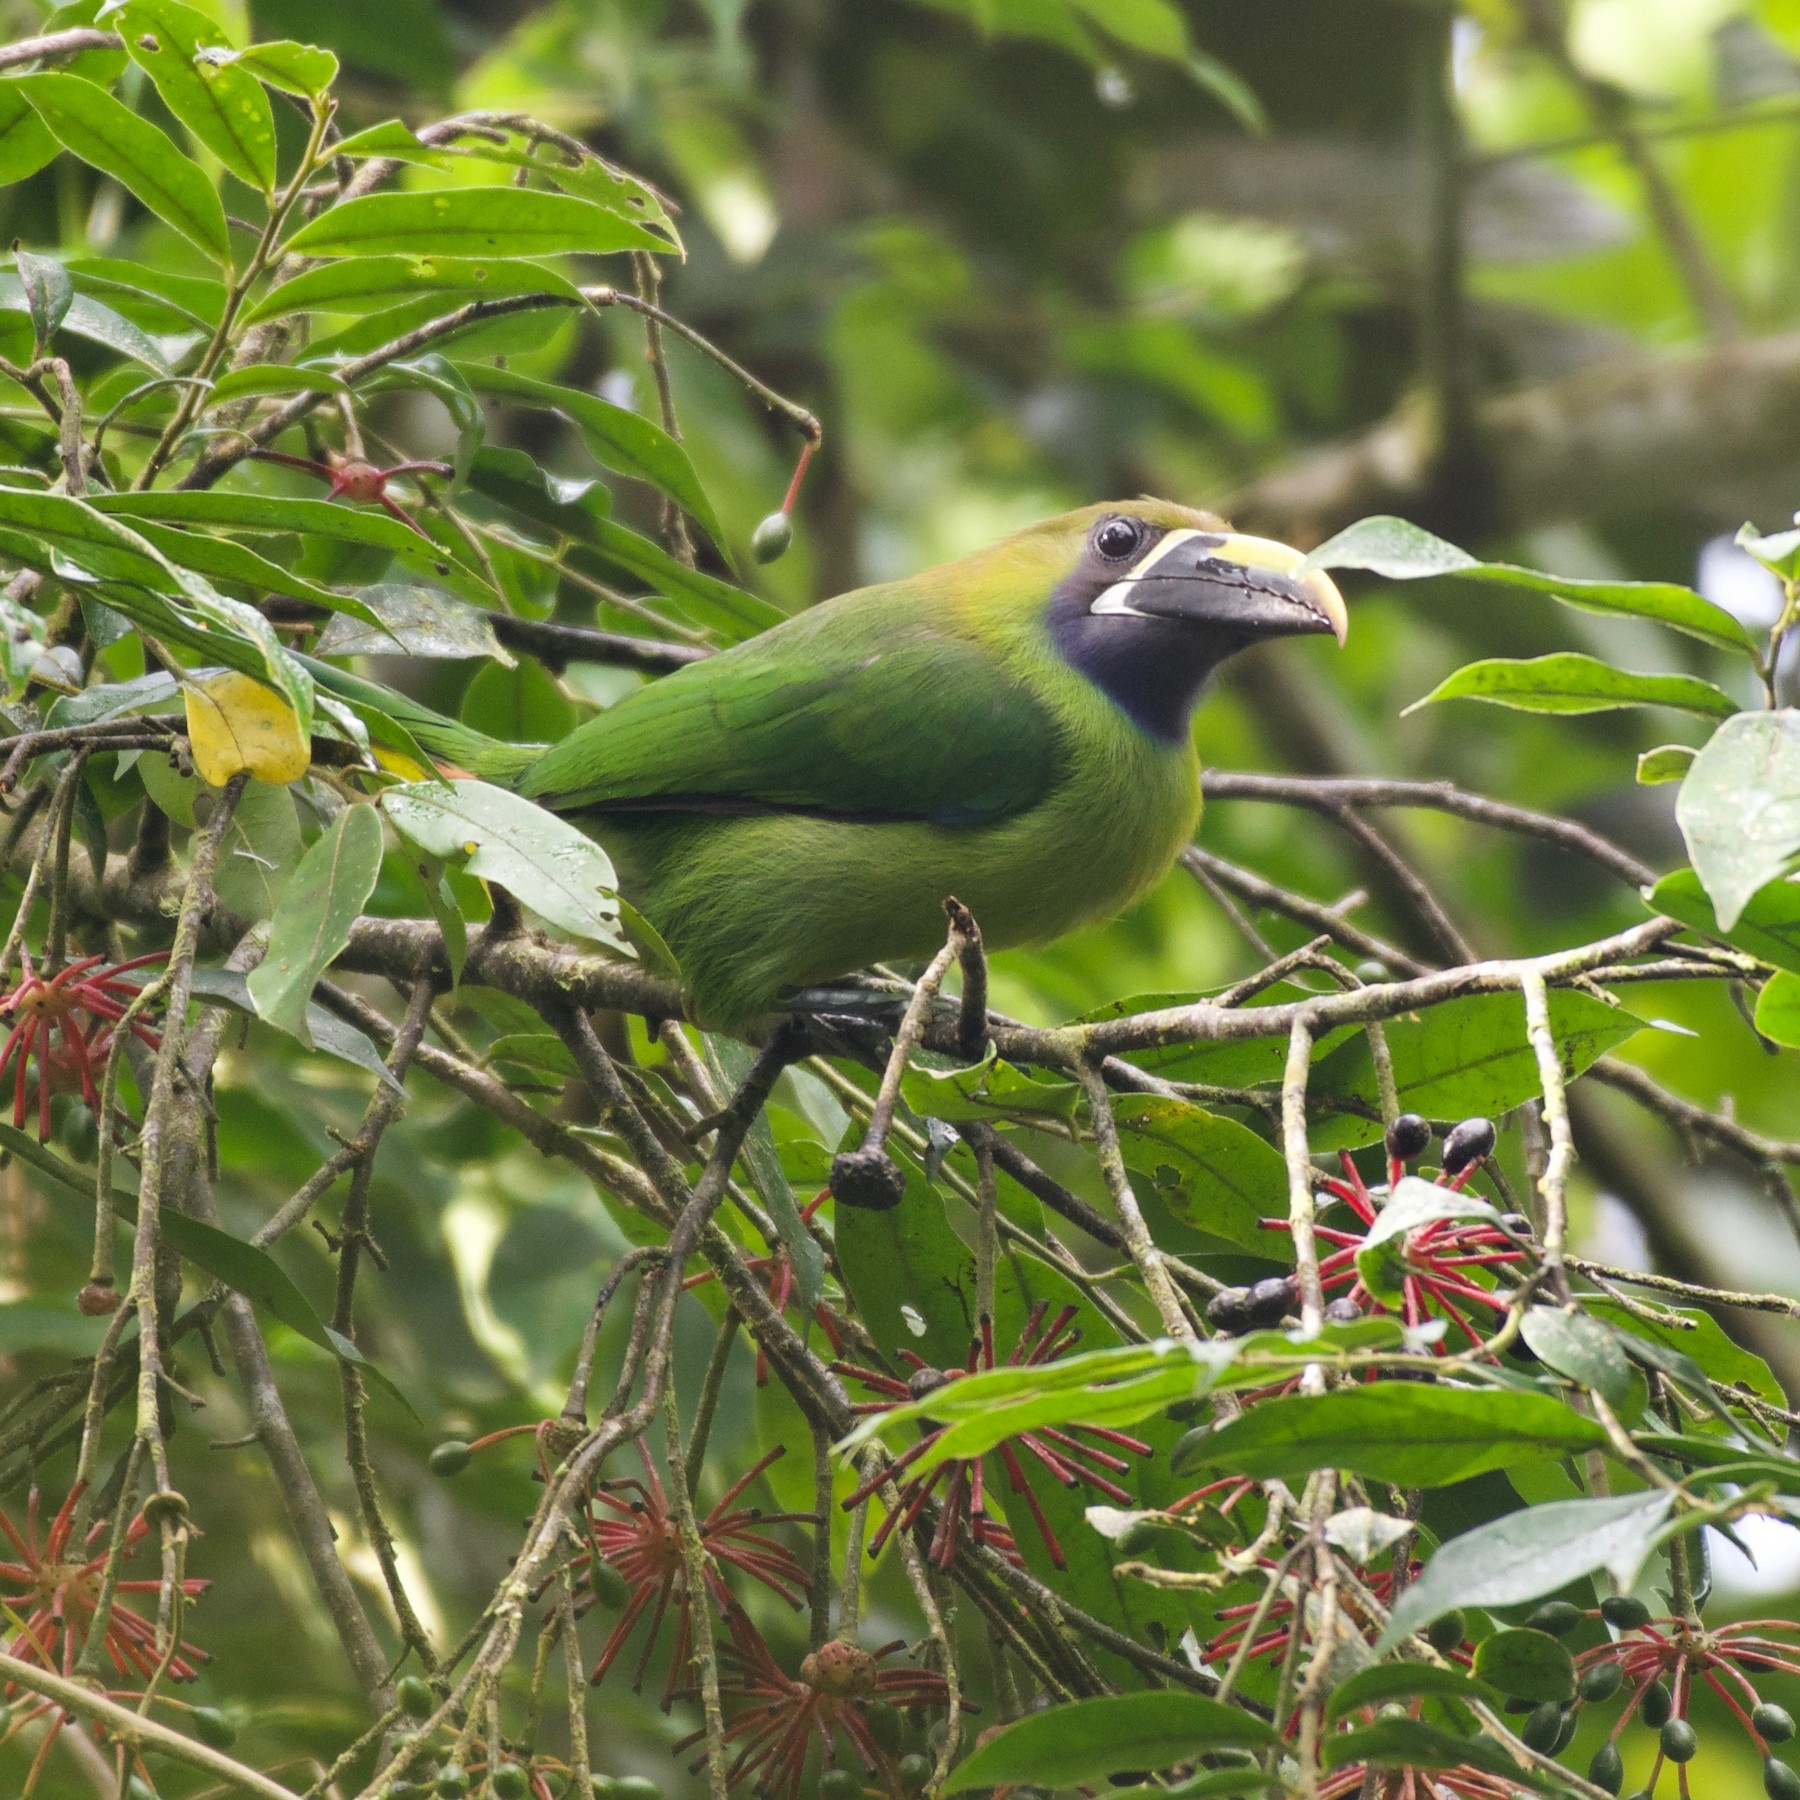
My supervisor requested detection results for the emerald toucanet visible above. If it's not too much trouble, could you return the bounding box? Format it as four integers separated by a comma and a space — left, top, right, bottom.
315, 501, 1346, 1027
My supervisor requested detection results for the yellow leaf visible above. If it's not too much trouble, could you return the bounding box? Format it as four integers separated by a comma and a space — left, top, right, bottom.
371, 744, 433, 782
184, 671, 311, 787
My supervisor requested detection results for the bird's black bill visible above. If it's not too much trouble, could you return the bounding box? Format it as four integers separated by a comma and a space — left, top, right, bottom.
1091, 528, 1348, 644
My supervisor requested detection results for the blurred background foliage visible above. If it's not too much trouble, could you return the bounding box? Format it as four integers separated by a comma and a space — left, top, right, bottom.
4, 0, 1800, 1792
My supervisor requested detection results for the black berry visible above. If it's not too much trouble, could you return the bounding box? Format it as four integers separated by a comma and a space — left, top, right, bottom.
1442, 1117, 1497, 1174
1661, 1719, 1698, 1764
1588, 1741, 1623, 1795
1525, 1600, 1582, 1637
1759, 1705, 1798, 1745
1385, 1113, 1431, 1162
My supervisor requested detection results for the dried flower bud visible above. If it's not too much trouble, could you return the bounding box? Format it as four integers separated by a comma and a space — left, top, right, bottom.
830, 1148, 906, 1212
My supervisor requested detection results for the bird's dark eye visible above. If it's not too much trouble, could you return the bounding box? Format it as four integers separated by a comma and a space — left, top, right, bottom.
1093, 517, 1144, 562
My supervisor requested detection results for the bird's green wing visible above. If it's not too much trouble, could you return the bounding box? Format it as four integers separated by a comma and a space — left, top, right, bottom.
519, 595, 1062, 826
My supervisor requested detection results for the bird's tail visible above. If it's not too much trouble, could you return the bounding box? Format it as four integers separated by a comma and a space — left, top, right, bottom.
299, 653, 544, 785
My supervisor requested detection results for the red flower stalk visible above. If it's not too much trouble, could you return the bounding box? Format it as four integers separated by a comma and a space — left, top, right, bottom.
835, 1303, 1153, 1570
580, 1442, 814, 1708
0, 948, 166, 1140
1203, 1559, 1454, 1673
1319, 1762, 1519, 1799
249, 448, 452, 541
1260, 1146, 1530, 1353
0, 1483, 209, 1790
675, 1607, 956, 1800
684, 1192, 845, 1384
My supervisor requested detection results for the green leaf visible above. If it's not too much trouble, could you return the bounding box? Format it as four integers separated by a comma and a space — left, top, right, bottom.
946, 1692, 1275, 1792
203, 39, 338, 99
119, 0, 278, 192
243, 253, 582, 324
1471, 1628, 1576, 1702
1408, 654, 1739, 720
1520, 1306, 1631, 1406
123, 517, 382, 625
1638, 744, 1695, 785
1311, 989, 1640, 1149
1676, 709, 1800, 929
0, 85, 58, 186
1756, 969, 1800, 1046
0, 273, 185, 371
206, 363, 351, 404
12, 71, 230, 261
1171, 1384, 1608, 1487
1326, 1662, 1501, 1724
380, 778, 628, 950
1320, 1718, 1549, 1789
15, 248, 71, 351
283, 186, 669, 259
1590, 1299, 1785, 1410
313, 582, 511, 662
1355, 1177, 1500, 1306
1306, 515, 1756, 652
1114, 1094, 1291, 1257
187, 966, 400, 1091
93, 490, 494, 604
1379, 1490, 1676, 1649
1071, 0, 1188, 58
457, 362, 727, 554
1651, 867, 1800, 977
835, 1144, 977, 1372
246, 805, 384, 1044
212, 775, 301, 921
468, 447, 780, 641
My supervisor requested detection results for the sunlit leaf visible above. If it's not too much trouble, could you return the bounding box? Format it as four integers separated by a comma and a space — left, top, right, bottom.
1407, 653, 1739, 720
284, 186, 669, 259
1676, 709, 1800, 928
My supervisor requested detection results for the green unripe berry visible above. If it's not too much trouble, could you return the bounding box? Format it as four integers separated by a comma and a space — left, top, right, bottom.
864, 1699, 905, 1757
1552, 1707, 1580, 1756
587, 1559, 629, 1609
1588, 1741, 1624, 1795
190, 1706, 237, 1749
1525, 1600, 1583, 1637
428, 1440, 471, 1477
1426, 1610, 1466, 1653
397, 1676, 435, 1719
433, 1766, 468, 1799
489, 1766, 529, 1800
1661, 1719, 1699, 1764
1600, 1595, 1652, 1631
1759, 1705, 1799, 1745
609, 1779, 661, 1800
1521, 1701, 1563, 1752
898, 1755, 931, 1795
751, 511, 793, 564
1640, 1680, 1673, 1728
61, 1101, 97, 1163
818, 1770, 862, 1800
1767, 1758, 1800, 1800
1579, 1660, 1625, 1703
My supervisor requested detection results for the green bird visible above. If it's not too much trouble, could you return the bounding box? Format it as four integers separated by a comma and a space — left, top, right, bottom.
315, 501, 1346, 1029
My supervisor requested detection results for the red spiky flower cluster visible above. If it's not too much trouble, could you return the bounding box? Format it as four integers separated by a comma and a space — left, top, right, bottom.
1260, 1117, 1529, 1352
675, 1607, 955, 1800
1201, 1557, 1452, 1673
0, 1483, 208, 1788
0, 948, 166, 1139
1318, 1760, 1521, 1799
835, 1303, 1152, 1569
1570, 1603, 1800, 1798
579, 1442, 813, 1707
250, 448, 452, 542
